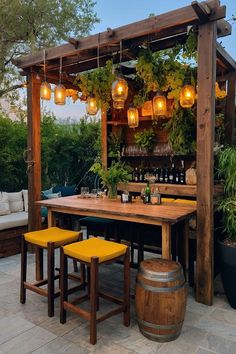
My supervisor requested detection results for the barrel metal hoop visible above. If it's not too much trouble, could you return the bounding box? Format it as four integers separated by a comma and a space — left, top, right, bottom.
139, 327, 181, 342
137, 279, 185, 292
139, 267, 183, 282
138, 272, 184, 283
137, 318, 183, 330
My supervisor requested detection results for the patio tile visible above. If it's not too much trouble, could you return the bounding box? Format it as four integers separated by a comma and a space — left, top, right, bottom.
199, 333, 236, 354
0, 314, 35, 345
31, 337, 90, 354
195, 348, 218, 354
0, 326, 56, 354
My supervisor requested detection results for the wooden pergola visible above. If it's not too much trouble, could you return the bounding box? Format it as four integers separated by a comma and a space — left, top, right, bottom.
15, 0, 236, 305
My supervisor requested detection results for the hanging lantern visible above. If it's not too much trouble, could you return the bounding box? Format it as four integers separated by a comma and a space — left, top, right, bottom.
127, 107, 139, 128
86, 96, 98, 115
40, 81, 51, 100
40, 50, 51, 100
153, 93, 167, 116
180, 84, 195, 108
112, 76, 128, 109
54, 84, 66, 105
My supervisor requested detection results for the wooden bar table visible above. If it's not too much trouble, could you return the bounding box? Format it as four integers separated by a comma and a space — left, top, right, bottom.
36, 195, 196, 261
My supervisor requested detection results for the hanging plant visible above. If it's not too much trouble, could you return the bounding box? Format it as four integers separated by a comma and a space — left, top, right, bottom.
134, 128, 156, 152
165, 108, 196, 155
75, 60, 115, 108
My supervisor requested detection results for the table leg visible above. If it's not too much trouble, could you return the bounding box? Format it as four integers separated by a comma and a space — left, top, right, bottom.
162, 222, 171, 260
48, 209, 56, 227
183, 218, 189, 281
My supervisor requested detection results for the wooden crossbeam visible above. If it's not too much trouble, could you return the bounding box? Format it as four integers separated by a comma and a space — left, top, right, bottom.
217, 19, 232, 38
14, 1, 226, 70
216, 42, 236, 71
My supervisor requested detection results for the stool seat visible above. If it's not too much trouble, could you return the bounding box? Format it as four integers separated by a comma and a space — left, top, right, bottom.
63, 237, 127, 263
24, 227, 79, 248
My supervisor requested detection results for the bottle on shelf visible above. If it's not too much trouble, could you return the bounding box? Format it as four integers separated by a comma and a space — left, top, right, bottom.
144, 181, 151, 204
138, 168, 144, 182
159, 168, 164, 183
164, 166, 169, 183
169, 163, 175, 184
133, 167, 139, 183
180, 160, 186, 184
175, 168, 180, 184
154, 167, 160, 183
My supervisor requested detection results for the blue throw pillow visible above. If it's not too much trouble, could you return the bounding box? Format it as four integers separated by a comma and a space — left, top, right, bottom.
41, 187, 53, 199
52, 185, 76, 197
45, 192, 62, 199
41, 206, 48, 218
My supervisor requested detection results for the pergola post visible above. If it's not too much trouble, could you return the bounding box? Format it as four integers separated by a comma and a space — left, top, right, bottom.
196, 22, 217, 305
27, 72, 42, 232
225, 72, 236, 144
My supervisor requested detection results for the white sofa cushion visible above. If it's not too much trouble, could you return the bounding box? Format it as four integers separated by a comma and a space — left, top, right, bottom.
22, 189, 28, 212
0, 211, 28, 231
7, 191, 24, 213
0, 192, 11, 216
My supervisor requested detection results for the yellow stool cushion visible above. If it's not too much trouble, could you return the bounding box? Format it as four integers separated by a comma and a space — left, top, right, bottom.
161, 198, 175, 203
174, 199, 197, 205
24, 227, 80, 248
63, 237, 127, 263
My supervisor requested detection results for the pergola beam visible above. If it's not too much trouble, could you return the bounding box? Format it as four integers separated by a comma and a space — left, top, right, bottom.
14, 1, 226, 70
216, 42, 236, 71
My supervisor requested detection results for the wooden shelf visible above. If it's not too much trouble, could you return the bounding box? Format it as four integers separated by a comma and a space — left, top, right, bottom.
118, 182, 223, 198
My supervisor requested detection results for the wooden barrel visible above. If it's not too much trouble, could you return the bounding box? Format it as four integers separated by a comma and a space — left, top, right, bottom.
135, 258, 187, 342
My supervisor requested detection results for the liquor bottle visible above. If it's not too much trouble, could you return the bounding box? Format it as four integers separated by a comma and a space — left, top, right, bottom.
164, 167, 169, 183
175, 168, 180, 184
144, 181, 151, 204
169, 163, 175, 184
133, 167, 139, 182
180, 160, 185, 184
138, 168, 144, 182
159, 168, 164, 183
154, 167, 160, 183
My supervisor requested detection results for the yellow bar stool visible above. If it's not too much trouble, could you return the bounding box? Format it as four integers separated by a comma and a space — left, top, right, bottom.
60, 237, 130, 345
20, 227, 84, 317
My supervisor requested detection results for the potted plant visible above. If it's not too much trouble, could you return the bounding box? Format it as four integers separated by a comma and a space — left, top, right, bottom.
90, 160, 132, 199
217, 146, 236, 308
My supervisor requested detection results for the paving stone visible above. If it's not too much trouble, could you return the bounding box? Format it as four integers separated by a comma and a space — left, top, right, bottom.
0, 314, 35, 345
0, 326, 56, 354
195, 348, 218, 354
31, 337, 90, 354
199, 333, 236, 354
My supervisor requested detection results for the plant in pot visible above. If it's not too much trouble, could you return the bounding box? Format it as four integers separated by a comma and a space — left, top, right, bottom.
90, 160, 132, 199
217, 146, 236, 308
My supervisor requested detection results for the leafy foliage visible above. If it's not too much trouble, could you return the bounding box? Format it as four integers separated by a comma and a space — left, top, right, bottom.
217, 147, 236, 241
165, 108, 196, 155
134, 128, 156, 152
75, 60, 115, 108
107, 129, 124, 158
0, 112, 101, 191
90, 160, 132, 191
0, 0, 99, 97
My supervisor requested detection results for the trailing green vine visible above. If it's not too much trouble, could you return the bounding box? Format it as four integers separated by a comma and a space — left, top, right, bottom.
75, 60, 115, 108
134, 128, 156, 152
165, 108, 196, 155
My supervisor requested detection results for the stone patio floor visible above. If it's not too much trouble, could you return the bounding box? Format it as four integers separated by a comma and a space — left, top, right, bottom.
0, 252, 236, 354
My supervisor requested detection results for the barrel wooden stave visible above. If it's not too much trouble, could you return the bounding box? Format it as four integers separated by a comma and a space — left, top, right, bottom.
135, 258, 187, 342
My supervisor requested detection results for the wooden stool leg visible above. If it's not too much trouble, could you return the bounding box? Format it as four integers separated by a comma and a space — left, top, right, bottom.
60, 247, 68, 324
90, 257, 98, 345
47, 242, 55, 317
123, 248, 130, 327
20, 236, 27, 304
36, 247, 44, 281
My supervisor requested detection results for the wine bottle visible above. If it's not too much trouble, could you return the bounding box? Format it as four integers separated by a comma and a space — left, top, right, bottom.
134, 167, 139, 183
159, 168, 164, 183
180, 160, 185, 184
138, 168, 144, 182
164, 167, 169, 183
144, 181, 151, 204
169, 163, 175, 184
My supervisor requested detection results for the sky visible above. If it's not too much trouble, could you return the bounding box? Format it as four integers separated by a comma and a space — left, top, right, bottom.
46, 0, 236, 120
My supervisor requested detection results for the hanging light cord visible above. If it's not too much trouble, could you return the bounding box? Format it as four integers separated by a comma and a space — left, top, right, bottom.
97, 33, 100, 68
119, 40, 123, 70
43, 49, 46, 82
59, 57, 62, 85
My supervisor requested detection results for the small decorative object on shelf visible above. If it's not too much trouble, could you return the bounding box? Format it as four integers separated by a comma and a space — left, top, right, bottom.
144, 181, 151, 204
121, 191, 132, 203
151, 187, 161, 205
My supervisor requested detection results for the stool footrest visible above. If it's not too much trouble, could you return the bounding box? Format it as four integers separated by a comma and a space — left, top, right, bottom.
64, 301, 91, 321
97, 306, 124, 323
33, 274, 60, 287
71, 294, 89, 306
24, 282, 48, 297
98, 291, 123, 305
67, 284, 86, 295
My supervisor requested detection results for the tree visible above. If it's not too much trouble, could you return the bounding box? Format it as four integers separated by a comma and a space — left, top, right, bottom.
0, 0, 99, 98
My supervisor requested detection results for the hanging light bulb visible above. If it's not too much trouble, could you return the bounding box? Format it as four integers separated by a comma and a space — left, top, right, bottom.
40, 50, 51, 100
112, 41, 128, 109
153, 93, 167, 116
127, 107, 139, 128
54, 57, 66, 105
86, 95, 98, 115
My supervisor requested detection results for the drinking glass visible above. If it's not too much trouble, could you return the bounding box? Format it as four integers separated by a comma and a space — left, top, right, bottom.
81, 187, 89, 197
91, 189, 98, 198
